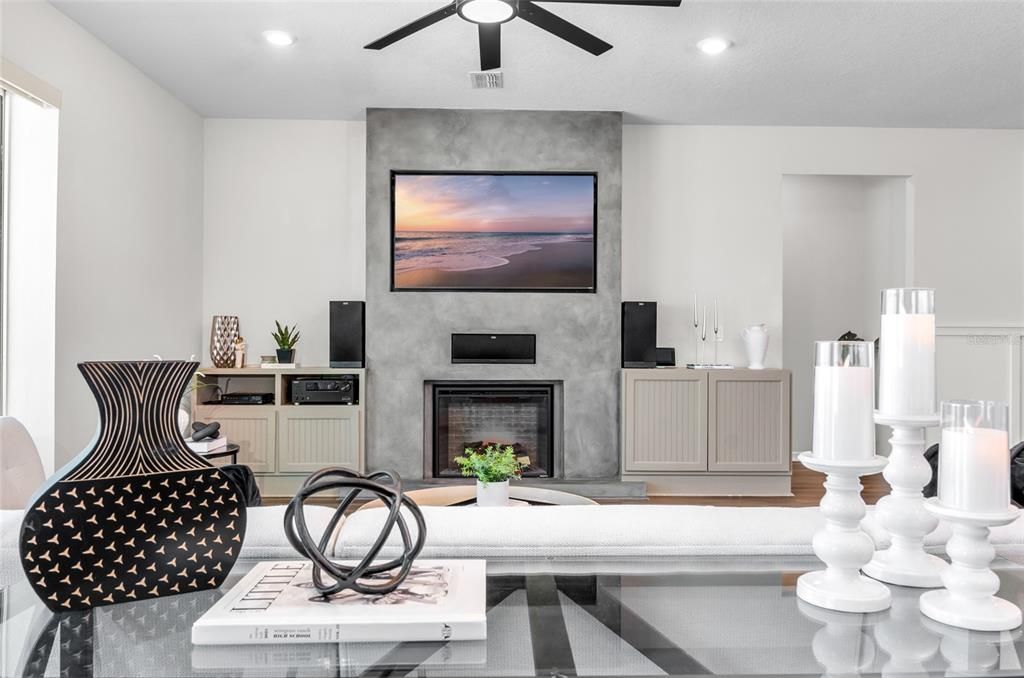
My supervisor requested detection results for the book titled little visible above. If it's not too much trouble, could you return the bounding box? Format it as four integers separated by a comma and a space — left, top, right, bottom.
191, 560, 487, 645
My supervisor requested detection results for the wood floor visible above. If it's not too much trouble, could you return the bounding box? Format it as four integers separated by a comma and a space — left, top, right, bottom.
604, 461, 890, 507
271, 462, 890, 508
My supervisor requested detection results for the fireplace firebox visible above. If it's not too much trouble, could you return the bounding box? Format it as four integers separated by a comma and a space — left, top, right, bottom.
432, 383, 555, 478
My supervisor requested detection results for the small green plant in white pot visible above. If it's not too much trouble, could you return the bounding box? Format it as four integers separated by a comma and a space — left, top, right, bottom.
454, 444, 524, 507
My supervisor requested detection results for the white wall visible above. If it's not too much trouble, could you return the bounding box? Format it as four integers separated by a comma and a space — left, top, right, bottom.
1, 0, 204, 468
622, 126, 1024, 368
200, 122, 1022, 393
782, 175, 907, 452
4, 92, 59, 474
203, 119, 366, 366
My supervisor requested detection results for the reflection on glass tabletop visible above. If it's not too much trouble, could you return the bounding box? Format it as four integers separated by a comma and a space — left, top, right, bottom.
2, 555, 1024, 677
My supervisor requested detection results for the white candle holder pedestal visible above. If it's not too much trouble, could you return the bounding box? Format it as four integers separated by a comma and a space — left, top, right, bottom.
863, 412, 948, 588
922, 615, 1022, 674
797, 453, 891, 613
919, 500, 1022, 632
798, 600, 880, 677
871, 585, 940, 677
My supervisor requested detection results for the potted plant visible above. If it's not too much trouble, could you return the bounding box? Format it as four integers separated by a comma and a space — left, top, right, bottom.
272, 321, 300, 364
454, 444, 524, 507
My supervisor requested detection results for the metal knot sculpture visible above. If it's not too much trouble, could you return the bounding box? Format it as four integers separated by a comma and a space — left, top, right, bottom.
283, 467, 426, 598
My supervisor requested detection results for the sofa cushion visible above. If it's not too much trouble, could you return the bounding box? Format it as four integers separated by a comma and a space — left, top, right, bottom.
241, 504, 340, 560
334, 505, 829, 559
336, 504, 1024, 560
861, 508, 1024, 555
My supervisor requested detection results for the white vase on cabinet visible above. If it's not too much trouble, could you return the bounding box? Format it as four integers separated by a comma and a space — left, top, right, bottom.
744, 324, 769, 369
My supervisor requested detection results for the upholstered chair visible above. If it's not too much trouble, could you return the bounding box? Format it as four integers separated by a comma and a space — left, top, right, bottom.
0, 417, 46, 510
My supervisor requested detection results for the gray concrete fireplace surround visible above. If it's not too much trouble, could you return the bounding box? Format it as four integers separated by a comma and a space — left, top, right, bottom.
365, 108, 623, 482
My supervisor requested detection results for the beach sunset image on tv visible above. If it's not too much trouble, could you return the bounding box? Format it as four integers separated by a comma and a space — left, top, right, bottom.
392, 173, 596, 291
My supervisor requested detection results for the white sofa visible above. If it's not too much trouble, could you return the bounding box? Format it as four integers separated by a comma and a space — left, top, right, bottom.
5, 500, 1024, 585
332, 504, 1024, 560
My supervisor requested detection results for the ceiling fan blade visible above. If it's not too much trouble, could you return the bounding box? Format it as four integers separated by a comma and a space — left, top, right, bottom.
518, 2, 613, 56
528, 0, 679, 4
529, 0, 680, 5
364, 2, 458, 50
479, 23, 502, 71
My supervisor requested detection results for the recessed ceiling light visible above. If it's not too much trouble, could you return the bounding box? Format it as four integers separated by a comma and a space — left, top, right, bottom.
262, 30, 296, 47
697, 37, 731, 56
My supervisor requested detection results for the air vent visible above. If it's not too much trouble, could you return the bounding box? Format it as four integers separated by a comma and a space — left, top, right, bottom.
469, 71, 504, 89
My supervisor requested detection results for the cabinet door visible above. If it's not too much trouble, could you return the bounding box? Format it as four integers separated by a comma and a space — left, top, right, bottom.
708, 370, 791, 472
193, 405, 277, 473
623, 370, 708, 472
278, 406, 361, 474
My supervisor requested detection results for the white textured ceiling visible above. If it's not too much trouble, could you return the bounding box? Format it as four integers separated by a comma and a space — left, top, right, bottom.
50, 0, 1024, 127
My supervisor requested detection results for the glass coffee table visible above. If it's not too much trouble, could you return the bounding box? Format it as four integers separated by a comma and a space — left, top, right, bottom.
2, 554, 1023, 677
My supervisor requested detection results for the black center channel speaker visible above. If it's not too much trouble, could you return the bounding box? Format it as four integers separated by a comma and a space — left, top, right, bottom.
451, 333, 536, 364
622, 301, 657, 368
329, 301, 365, 368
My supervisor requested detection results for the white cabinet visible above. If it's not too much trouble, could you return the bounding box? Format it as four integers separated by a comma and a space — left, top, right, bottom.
623, 370, 707, 472
194, 367, 366, 498
622, 368, 792, 495
278, 406, 362, 474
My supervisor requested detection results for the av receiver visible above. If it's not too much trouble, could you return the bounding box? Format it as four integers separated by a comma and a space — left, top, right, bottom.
290, 376, 358, 405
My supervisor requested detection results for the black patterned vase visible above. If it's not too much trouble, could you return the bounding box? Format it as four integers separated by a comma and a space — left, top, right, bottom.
19, 361, 247, 612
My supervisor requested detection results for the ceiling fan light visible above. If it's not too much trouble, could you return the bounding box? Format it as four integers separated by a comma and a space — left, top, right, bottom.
458, 0, 517, 24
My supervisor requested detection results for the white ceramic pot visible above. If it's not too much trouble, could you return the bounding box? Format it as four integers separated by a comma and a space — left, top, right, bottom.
743, 324, 769, 369
476, 480, 510, 507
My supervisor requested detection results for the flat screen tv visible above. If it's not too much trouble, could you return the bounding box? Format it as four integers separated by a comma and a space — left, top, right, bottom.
391, 171, 597, 292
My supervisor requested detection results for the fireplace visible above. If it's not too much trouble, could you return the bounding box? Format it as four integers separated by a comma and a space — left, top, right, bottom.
431, 383, 555, 478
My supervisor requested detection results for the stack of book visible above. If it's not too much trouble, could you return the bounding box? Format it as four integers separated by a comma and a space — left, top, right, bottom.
187, 436, 228, 454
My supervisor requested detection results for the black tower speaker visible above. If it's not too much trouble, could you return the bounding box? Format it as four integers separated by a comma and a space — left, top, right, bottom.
622, 301, 657, 368
329, 301, 365, 368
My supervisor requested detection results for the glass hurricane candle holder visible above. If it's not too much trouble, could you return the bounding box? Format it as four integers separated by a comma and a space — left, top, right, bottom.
812, 341, 875, 462
865, 289, 945, 588
878, 288, 935, 418
920, 399, 1020, 632
938, 400, 1010, 514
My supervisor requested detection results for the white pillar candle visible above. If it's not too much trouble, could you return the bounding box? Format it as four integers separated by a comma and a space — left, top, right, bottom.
938, 400, 1011, 514
878, 288, 936, 417
939, 427, 1010, 514
813, 342, 876, 461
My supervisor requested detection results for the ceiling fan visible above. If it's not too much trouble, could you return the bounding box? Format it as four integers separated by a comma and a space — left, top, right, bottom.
365, 0, 683, 71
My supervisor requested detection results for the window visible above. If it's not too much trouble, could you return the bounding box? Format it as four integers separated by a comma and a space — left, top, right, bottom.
0, 88, 7, 412
0, 82, 59, 473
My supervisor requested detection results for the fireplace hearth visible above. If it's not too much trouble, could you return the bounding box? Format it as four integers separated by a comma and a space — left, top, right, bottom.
431, 383, 556, 479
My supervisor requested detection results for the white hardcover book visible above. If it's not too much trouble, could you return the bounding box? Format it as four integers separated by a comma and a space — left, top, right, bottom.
261, 363, 297, 369
192, 560, 487, 645
186, 437, 228, 452
192, 638, 488, 671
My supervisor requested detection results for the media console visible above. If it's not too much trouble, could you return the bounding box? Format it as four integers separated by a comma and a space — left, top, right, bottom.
621, 368, 793, 496
193, 366, 366, 498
